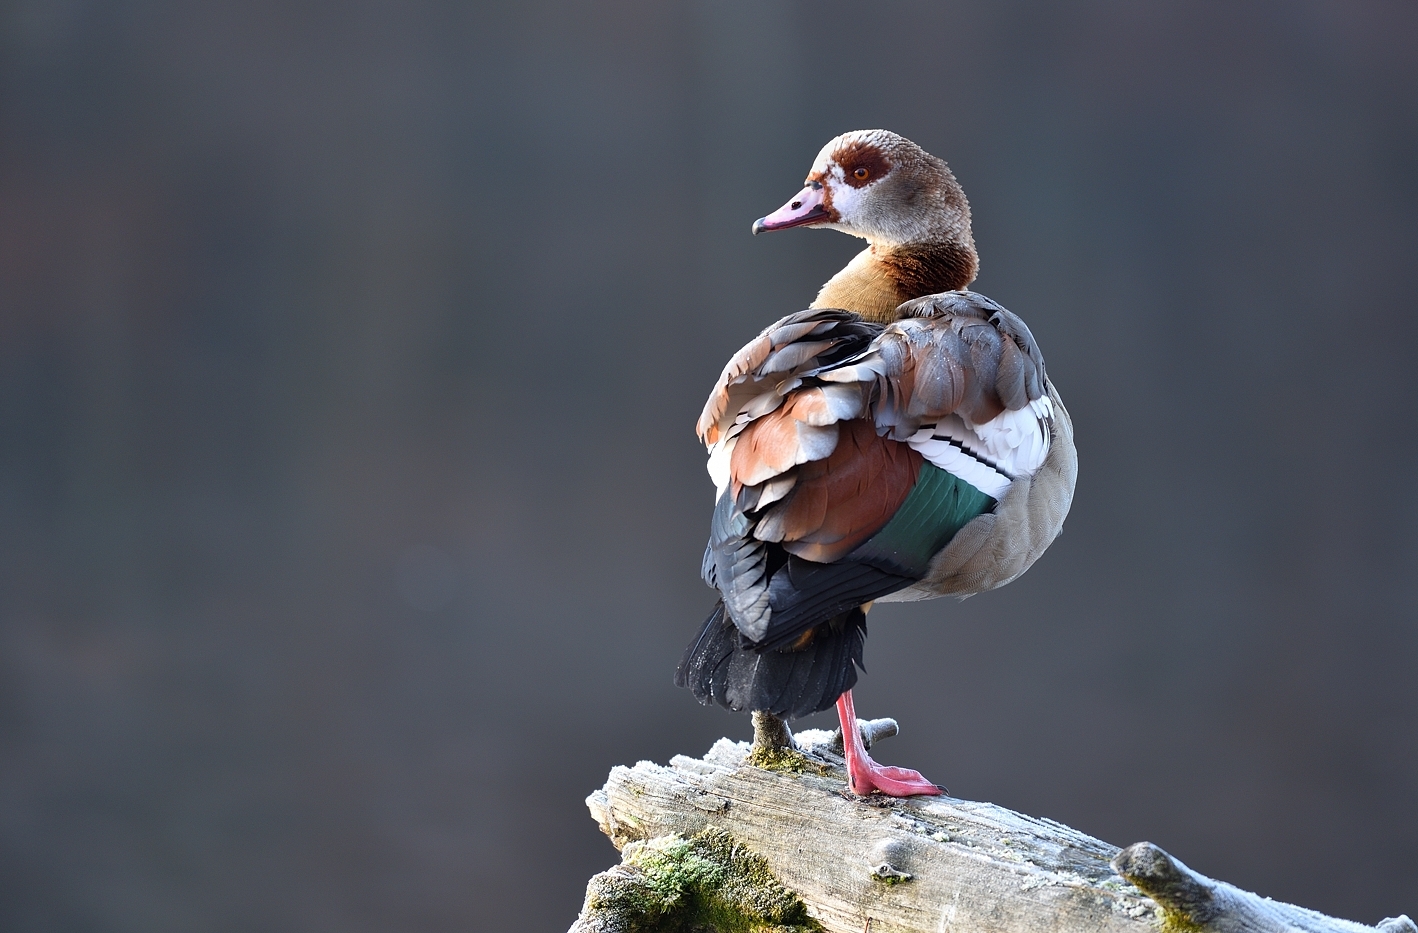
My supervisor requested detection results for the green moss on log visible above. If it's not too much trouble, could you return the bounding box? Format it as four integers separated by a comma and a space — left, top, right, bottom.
581, 828, 822, 932
1155, 907, 1207, 933
745, 745, 827, 777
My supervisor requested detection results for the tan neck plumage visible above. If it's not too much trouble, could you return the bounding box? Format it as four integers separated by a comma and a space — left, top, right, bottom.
810, 241, 980, 324
810, 249, 903, 323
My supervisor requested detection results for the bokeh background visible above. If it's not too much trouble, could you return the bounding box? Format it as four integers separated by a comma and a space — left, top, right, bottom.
3, 1, 1417, 930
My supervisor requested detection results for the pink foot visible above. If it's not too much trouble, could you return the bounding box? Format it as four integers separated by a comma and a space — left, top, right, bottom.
836, 691, 942, 797
847, 757, 943, 797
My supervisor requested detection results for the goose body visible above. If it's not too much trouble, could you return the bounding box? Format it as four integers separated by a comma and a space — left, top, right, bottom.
676, 131, 1077, 796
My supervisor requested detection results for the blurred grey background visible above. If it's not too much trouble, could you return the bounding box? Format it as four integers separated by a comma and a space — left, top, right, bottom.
2, 1, 1416, 930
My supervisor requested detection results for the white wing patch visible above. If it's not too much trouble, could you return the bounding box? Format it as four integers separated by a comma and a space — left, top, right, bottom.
707, 435, 736, 497
908, 395, 1054, 500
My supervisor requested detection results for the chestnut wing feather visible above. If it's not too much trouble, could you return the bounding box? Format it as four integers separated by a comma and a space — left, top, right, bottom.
696, 309, 878, 446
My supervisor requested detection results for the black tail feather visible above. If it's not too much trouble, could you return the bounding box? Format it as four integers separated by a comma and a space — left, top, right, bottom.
675, 600, 865, 719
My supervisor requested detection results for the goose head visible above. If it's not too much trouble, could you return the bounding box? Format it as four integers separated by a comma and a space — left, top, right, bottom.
752, 129, 973, 251
753, 130, 979, 320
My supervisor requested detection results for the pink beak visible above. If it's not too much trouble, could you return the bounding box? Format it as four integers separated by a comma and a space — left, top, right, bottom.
752, 182, 830, 234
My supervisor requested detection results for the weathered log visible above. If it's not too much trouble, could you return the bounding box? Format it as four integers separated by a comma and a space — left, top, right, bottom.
571, 724, 1414, 933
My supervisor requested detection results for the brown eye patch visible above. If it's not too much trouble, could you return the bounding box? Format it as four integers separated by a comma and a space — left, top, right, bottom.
834, 141, 891, 189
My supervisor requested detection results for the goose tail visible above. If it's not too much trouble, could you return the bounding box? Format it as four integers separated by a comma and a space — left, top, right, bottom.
675, 600, 865, 720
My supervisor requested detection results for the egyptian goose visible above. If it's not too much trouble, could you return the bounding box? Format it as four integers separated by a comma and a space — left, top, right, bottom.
675, 130, 1078, 797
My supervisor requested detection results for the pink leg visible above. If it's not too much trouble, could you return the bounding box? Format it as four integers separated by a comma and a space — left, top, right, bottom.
836, 690, 941, 797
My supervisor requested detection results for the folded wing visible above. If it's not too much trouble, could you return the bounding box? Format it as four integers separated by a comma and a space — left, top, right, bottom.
699, 292, 1054, 648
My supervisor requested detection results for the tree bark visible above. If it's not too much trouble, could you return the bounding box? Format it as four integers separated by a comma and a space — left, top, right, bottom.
571, 724, 1414, 933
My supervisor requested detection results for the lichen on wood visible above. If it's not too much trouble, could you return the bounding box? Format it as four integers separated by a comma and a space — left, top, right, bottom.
1111, 842, 1418, 933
